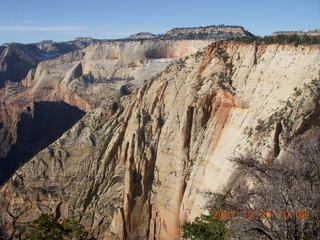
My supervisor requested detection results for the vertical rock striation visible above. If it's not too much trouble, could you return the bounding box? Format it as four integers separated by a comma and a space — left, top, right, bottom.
0, 39, 214, 186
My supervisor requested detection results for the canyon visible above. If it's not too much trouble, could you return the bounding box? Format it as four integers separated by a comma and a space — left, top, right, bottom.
0, 26, 319, 240
0, 25, 245, 187
0, 39, 216, 185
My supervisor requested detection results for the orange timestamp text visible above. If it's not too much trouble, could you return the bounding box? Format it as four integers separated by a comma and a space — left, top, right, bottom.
212, 210, 308, 220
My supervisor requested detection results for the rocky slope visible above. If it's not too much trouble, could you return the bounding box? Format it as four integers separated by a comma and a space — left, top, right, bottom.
0, 101, 84, 183
1, 41, 319, 240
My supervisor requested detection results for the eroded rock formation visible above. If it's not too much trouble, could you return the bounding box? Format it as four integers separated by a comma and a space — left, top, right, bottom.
1, 42, 319, 240
0, 39, 214, 188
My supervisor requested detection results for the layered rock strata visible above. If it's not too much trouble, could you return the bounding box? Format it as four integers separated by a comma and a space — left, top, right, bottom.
0, 39, 213, 186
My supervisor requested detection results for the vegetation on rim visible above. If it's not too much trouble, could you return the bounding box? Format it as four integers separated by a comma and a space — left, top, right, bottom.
230, 34, 320, 45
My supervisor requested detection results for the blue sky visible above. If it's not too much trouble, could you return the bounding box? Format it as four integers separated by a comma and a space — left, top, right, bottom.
0, 0, 319, 44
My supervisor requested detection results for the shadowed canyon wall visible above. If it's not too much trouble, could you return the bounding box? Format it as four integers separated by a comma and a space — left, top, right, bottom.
0, 101, 84, 184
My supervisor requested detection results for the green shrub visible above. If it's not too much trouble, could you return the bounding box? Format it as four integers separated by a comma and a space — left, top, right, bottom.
230, 34, 320, 45
182, 214, 227, 240
62, 218, 87, 240
26, 214, 92, 240
26, 214, 64, 240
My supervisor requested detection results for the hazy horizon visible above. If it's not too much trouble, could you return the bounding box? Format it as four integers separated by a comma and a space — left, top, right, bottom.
0, 0, 319, 44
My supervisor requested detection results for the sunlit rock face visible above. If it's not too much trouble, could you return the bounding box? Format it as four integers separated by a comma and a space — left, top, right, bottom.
0, 38, 213, 189
0, 26, 249, 178
1, 41, 319, 240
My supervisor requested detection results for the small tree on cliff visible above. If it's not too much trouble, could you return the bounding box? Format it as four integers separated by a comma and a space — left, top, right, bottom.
62, 218, 88, 240
182, 213, 228, 240
26, 214, 92, 240
26, 214, 64, 240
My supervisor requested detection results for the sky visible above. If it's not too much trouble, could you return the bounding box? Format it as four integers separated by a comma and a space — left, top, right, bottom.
0, 0, 319, 44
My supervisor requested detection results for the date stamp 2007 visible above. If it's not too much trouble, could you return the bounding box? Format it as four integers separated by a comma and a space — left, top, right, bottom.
212, 210, 309, 220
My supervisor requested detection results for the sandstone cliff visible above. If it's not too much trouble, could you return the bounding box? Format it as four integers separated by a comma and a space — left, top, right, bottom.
1, 42, 319, 240
0, 39, 212, 185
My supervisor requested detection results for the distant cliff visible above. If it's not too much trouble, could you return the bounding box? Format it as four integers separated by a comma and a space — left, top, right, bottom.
120, 25, 248, 41
272, 29, 320, 36
166, 25, 245, 35
160, 25, 246, 40
0, 39, 94, 87
128, 32, 157, 39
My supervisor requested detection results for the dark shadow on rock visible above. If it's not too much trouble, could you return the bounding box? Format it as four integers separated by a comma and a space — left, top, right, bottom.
0, 101, 85, 185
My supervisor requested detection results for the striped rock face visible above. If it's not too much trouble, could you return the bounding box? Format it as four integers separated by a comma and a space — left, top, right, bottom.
0, 39, 213, 186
